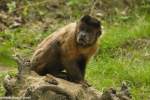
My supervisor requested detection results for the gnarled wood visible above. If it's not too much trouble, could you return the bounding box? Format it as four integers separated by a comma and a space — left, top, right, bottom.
3, 55, 131, 100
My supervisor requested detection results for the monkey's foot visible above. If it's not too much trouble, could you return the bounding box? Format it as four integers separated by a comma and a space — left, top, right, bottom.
44, 74, 58, 85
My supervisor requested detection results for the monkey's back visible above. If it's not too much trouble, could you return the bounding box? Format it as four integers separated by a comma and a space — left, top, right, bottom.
31, 23, 77, 75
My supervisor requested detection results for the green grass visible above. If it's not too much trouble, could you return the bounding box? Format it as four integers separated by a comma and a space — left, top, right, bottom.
100, 14, 150, 49
86, 14, 150, 100
0, 71, 16, 96
0, 73, 6, 96
0, 13, 150, 99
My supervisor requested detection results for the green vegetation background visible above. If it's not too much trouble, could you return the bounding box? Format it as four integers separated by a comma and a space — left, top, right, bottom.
0, 0, 150, 99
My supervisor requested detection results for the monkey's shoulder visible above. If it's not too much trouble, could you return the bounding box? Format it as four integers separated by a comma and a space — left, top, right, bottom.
37, 22, 77, 48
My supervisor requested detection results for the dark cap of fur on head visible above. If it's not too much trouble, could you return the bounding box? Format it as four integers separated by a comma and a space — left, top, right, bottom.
81, 15, 100, 28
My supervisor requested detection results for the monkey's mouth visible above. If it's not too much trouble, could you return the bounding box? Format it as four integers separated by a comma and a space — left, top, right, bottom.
77, 38, 88, 46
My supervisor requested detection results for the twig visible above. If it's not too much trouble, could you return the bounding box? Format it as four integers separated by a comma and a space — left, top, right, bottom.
89, 0, 98, 16
12, 54, 31, 79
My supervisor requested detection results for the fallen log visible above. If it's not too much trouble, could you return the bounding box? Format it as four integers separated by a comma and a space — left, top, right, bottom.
3, 55, 131, 100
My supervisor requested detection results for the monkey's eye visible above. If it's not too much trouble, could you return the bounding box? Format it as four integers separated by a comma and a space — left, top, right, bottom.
80, 26, 85, 31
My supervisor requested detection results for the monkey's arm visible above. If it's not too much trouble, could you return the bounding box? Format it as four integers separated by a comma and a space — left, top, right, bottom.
64, 60, 90, 87
63, 61, 83, 83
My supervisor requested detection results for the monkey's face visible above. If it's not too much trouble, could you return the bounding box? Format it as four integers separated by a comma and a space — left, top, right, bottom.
76, 15, 101, 47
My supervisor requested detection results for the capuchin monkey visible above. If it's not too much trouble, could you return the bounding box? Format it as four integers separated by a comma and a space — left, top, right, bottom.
31, 15, 102, 84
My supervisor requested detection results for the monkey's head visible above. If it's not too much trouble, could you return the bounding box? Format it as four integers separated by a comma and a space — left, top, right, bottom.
76, 15, 102, 47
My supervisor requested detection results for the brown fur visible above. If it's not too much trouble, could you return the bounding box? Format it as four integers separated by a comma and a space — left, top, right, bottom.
31, 15, 101, 83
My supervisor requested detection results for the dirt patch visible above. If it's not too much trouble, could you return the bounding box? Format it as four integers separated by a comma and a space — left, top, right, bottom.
111, 38, 150, 60
120, 38, 150, 50
0, 65, 16, 73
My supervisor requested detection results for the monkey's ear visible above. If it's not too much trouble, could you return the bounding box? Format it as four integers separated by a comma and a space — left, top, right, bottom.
97, 29, 102, 37
81, 15, 91, 23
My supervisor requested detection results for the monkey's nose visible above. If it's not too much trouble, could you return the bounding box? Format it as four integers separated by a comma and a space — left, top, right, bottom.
79, 36, 86, 44
81, 34, 86, 38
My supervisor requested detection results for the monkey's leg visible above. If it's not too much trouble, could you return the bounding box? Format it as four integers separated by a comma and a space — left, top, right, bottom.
32, 40, 61, 75
31, 61, 47, 75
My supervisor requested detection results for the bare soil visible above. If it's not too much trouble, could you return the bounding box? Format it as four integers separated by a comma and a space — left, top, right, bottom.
0, 65, 16, 73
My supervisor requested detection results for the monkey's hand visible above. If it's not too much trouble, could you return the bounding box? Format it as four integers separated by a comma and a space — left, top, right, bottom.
80, 80, 91, 88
